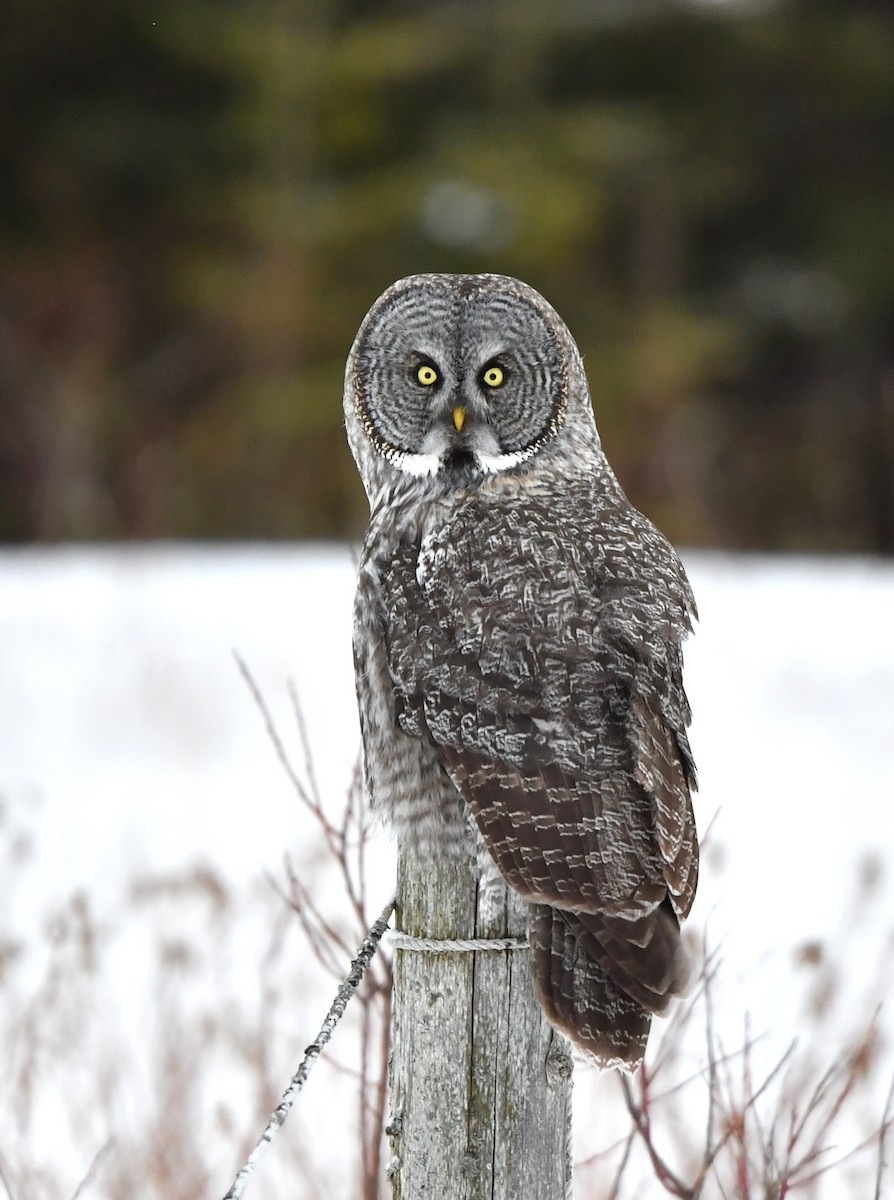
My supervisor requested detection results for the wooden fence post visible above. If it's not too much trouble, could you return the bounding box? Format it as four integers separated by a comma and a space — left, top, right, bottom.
387, 841, 574, 1199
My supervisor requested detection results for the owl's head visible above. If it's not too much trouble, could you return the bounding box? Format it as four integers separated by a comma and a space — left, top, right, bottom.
344, 274, 601, 500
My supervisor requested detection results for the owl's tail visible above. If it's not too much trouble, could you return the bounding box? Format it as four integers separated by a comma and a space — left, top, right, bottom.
529, 899, 691, 1070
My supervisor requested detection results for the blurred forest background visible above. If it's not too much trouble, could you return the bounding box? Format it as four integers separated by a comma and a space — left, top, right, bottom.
2, 0, 893, 552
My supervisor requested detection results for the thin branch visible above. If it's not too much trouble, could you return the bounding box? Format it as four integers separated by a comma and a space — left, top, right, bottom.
221, 897, 395, 1200
792, 1124, 894, 1192
68, 1140, 115, 1200
605, 1128, 636, 1200
702, 936, 719, 1179
621, 1071, 694, 1198
241, 661, 392, 1196
776, 1018, 879, 1186
0, 1153, 16, 1200
233, 653, 314, 809
874, 1070, 894, 1200
287, 678, 323, 813
281, 863, 354, 967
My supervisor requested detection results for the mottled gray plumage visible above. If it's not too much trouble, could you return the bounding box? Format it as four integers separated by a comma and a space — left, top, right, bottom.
344, 273, 698, 1069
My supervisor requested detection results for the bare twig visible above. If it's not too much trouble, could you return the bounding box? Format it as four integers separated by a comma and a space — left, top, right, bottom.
68, 1140, 115, 1200
237, 657, 393, 1197
874, 1070, 894, 1200
287, 678, 323, 813
233, 653, 311, 807
606, 1128, 637, 1200
221, 897, 395, 1200
621, 1070, 695, 1198
279, 863, 353, 970
702, 937, 719, 1178
0, 1152, 16, 1200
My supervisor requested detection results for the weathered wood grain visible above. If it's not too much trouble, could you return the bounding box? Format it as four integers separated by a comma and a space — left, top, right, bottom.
388, 843, 573, 1199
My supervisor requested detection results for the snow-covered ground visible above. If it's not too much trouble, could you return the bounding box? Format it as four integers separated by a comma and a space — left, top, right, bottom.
1, 544, 892, 1198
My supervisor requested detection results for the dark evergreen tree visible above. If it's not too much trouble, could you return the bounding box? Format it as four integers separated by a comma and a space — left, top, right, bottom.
1, 0, 892, 549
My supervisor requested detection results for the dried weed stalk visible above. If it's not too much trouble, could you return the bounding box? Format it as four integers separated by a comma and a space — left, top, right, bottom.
235, 654, 393, 1200
586, 938, 894, 1200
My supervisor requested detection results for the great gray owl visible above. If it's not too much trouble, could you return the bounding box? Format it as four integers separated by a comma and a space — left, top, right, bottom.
344, 273, 698, 1070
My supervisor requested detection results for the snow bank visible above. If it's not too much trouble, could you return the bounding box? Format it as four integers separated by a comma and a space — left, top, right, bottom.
1, 544, 891, 1196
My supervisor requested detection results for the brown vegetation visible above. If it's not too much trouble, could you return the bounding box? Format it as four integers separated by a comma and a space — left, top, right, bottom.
1, 674, 890, 1199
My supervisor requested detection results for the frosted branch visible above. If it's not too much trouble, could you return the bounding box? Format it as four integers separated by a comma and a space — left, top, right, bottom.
221, 896, 395, 1200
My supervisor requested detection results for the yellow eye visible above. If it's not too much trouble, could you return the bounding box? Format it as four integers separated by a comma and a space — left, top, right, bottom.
416, 364, 438, 386
482, 365, 504, 388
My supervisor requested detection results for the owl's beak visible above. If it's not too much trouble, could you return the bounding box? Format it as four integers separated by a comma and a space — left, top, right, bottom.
452, 406, 466, 433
